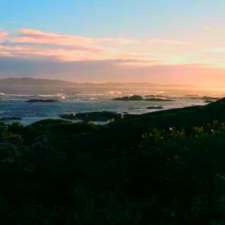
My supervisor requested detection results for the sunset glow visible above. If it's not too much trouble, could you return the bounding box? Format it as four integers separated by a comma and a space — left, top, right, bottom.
1, 0, 225, 87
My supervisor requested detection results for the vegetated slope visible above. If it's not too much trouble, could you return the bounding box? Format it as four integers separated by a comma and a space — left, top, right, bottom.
1, 99, 225, 224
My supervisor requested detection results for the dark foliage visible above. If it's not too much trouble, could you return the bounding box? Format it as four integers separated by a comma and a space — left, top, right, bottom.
1, 99, 225, 224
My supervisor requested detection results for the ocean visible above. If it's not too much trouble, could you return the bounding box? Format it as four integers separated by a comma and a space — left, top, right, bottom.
0, 94, 209, 125
0, 80, 223, 125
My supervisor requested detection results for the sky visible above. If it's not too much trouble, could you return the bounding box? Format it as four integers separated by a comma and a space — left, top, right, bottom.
1, 0, 225, 86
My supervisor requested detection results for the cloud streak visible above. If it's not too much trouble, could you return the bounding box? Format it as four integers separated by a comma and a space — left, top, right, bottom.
1, 28, 194, 64
1, 28, 225, 85
0, 31, 8, 42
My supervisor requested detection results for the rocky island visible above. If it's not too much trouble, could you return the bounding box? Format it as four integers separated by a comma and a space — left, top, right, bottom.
113, 95, 174, 101
26, 99, 59, 103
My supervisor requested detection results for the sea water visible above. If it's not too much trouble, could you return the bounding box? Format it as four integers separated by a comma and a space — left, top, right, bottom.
0, 95, 207, 125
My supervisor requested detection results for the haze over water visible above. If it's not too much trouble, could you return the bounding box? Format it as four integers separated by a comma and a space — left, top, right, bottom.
0, 81, 220, 125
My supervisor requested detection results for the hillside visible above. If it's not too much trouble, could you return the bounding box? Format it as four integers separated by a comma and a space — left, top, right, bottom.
0, 78, 199, 96
1, 99, 225, 224
0, 78, 76, 95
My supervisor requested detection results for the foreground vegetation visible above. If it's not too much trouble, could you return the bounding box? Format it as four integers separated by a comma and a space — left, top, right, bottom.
2, 99, 225, 224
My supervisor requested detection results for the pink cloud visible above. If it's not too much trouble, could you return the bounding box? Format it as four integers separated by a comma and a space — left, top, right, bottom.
8, 28, 192, 63
0, 31, 8, 42
1, 28, 225, 87
1, 27, 225, 69
14, 29, 102, 53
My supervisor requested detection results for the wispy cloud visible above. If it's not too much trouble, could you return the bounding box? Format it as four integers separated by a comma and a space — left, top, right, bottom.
14, 29, 102, 53
1, 28, 225, 85
0, 31, 8, 42
1, 28, 193, 64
